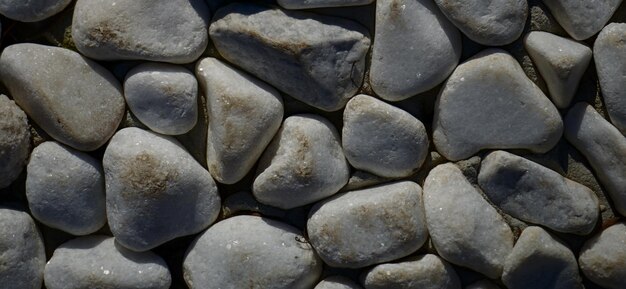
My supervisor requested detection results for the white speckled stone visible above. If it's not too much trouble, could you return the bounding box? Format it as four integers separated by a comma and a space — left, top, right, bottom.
579, 223, 626, 289
542, 0, 623, 40
0, 0, 72, 22
315, 276, 362, 289
0, 94, 30, 188
594, 23, 626, 135
362, 254, 461, 289
278, 0, 373, 9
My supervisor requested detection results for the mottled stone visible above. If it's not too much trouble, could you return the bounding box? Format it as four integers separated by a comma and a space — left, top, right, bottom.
594, 23, 626, 135
0, 0, 72, 22
315, 276, 362, 289
278, 0, 373, 9
579, 223, 626, 289
542, 0, 623, 40
0, 95, 30, 188
362, 254, 461, 289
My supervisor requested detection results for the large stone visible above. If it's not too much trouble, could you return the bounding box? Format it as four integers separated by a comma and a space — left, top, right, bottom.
0, 43, 125, 151
210, 3, 370, 111
579, 223, 626, 289
362, 254, 461, 289
369, 0, 461, 101
433, 49, 563, 161
0, 95, 30, 188
315, 276, 362, 289
278, 0, 373, 9
594, 23, 626, 135
542, 0, 623, 40
0, 0, 72, 22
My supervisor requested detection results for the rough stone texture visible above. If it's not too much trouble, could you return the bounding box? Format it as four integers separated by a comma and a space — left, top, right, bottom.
0, 95, 30, 189
433, 49, 563, 161
308, 181, 428, 268
594, 23, 626, 135
542, 0, 623, 40
0, 43, 125, 151
579, 223, 626, 289
197, 57, 284, 184
370, 0, 461, 101
0, 0, 72, 22
340, 170, 394, 192
183, 215, 322, 289
44, 235, 171, 289
362, 254, 461, 289
103, 127, 221, 251
465, 280, 501, 289
210, 3, 370, 111
424, 163, 513, 278
315, 276, 362, 289
278, 0, 373, 9
72, 0, 210, 63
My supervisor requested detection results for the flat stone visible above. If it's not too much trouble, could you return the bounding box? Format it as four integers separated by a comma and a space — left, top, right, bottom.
465, 280, 501, 289
315, 276, 362, 289
525, 31, 592, 109
0, 43, 125, 151
44, 235, 171, 289
564, 103, 626, 216
424, 163, 513, 278
342, 94, 429, 178
253, 114, 350, 209
183, 215, 322, 289
434, 0, 527, 46
308, 181, 428, 268
197, 57, 284, 184
72, 0, 210, 63
210, 3, 370, 111
278, 0, 373, 9
0, 0, 72, 22
579, 223, 626, 289
502, 226, 583, 289
433, 49, 563, 161
362, 254, 461, 289
26, 141, 106, 235
103, 127, 221, 251
542, 0, 623, 40
369, 0, 461, 101
478, 150, 599, 235
594, 23, 626, 135
0, 95, 30, 188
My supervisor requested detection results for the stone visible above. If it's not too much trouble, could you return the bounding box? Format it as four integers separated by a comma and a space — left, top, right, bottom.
0, 95, 30, 188
183, 215, 322, 289
579, 223, 626, 289
124, 63, 198, 135
26, 141, 106, 235
362, 254, 461, 289
478, 150, 599, 235
44, 235, 171, 289
315, 276, 362, 289
594, 23, 626, 135
502, 226, 583, 289
197, 57, 284, 184
342, 94, 429, 178
0, 208, 45, 289
340, 170, 394, 192
103, 127, 221, 251
308, 181, 428, 268
210, 3, 370, 111
542, 0, 623, 40
253, 114, 350, 209
369, 0, 461, 101
465, 280, 501, 289
434, 0, 527, 46
0, 0, 72, 22
0, 43, 125, 151
433, 49, 563, 161
524, 31, 592, 109
564, 103, 626, 216
424, 163, 513, 278
278, 0, 373, 9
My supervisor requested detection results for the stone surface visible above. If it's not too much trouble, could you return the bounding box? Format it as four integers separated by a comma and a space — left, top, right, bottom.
308, 181, 428, 268
44, 235, 171, 289
183, 215, 322, 289
424, 163, 513, 278
197, 57, 284, 184
362, 254, 461, 289
579, 223, 626, 289
0, 43, 125, 151
369, 0, 461, 101
72, 0, 210, 63
103, 127, 221, 251
433, 49, 563, 161
478, 150, 599, 235
26, 141, 106, 235
315, 276, 362, 289
210, 3, 370, 111
525, 31, 592, 109
502, 226, 583, 289
465, 280, 501, 289
124, 63, 198, 135
0, 95, 30, 188
342, 94, 429, 178
278, 0, 373, 9
594, 23, 626, 135
0, 0, 72, 22
253, 114, 350, 209
542, 0, 623, 40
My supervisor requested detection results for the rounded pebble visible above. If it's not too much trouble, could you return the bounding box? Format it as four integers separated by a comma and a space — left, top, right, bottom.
0, 94, 30, 188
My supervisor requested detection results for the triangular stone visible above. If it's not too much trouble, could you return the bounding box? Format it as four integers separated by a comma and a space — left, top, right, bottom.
542, 0, 623, 40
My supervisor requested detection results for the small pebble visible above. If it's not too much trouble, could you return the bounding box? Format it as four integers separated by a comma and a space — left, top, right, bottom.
361, 254, 461, 289
579, 223, 626, 289
594, 23, 626, 135
0, 0, 72, 22
278, 0, 373, 9
315, 276, 362, 289
542, 0, 622, 40
0, 94, 30, 188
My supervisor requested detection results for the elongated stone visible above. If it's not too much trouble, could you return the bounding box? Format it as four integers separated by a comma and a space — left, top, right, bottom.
362, 254, 461, 289
0, 94, 30, 188
594, 23, 626, 135
0, 0, 72, 22
579, 223, 626, 289
542, 0, 623, 40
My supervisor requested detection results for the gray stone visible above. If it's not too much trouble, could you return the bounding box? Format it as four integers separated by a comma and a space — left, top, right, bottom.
72, 0, 210, 63
210, 3, 370, 111
308, 181, 428, 268
424, 163, 513, 278
0, 95, 30, 188
362, 254, 461, 289
478, 150, 599, 235
0, 43, 125, 151
183, 215, 322, 289
465, 280, 501, 289
543, 0, 623, 40
594, 23, 626, 135
103, 127, 221, 251
26, 141, 106, 235
278, 0, 373, 9
433, 49, 563, 161
253, 114, 350, 209
44, 235, 171, 289
579, 223, 626, 289
342, 94, 429, 178
197, 57, 283, 184
0, 0, 72, 22
315, 276, 362, 289
369, 0, 461, 101
340, 170, 394, 192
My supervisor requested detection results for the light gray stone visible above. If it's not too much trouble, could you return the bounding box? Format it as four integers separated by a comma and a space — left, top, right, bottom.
579, 223, 626, 289
44, 235, 171, 289
362, 254, 461, 289
0, 95, 30, 188
72, 0, 210, 63
370, 0, 461, 101
0, 43, 125, 151
465, 280, 501, 289
315, 276, 362, 289
542, 0, 623, 40
103, 127, 221, 251
197, 57, 283, 184
433, 49, 563, 161
594, 23, 626, 135
210, 3, 370, 111
183, 215, 322, 289
0, 0, 72, 22
278, 0, 373, 9
424, 163, 513, 278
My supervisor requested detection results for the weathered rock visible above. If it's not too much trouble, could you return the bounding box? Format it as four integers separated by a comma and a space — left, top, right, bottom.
0, 95, 30, 188
315, 276, 362, 289
465, 280, 501, 289
579, 223, 626, 289
542, 0, 623, 40
362, 254, 461, 289
278, 0, 373, 9
594, 23, 626, 135
340, 170, 394, 192
0, 0, 72, 22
